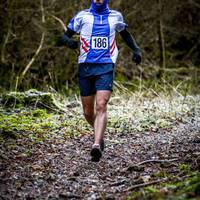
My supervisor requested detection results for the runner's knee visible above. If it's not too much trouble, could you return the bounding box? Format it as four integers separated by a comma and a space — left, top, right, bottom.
96, 100, 107, 114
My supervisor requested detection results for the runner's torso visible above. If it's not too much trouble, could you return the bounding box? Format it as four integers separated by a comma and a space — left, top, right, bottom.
68, 9, 127, 64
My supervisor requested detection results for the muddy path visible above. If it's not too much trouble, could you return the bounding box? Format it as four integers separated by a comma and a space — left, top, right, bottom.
0, 114, 200, 200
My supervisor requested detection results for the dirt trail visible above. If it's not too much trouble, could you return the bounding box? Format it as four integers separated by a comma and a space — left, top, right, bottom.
0, 113, 199, 199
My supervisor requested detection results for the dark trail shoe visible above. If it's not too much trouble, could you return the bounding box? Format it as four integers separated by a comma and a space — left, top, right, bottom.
100, 140, 105, 151
91, 144, 102, 162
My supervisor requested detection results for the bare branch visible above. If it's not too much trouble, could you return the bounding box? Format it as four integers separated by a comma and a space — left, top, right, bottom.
21, 33, 45, 77
50, 14, 67, 31
189, 0, 200, 8
1, 26, 11, 64
125, 178, 168, 191
21, 0, 46, 78
1, 0, 14, 64
41, 0, 45, 23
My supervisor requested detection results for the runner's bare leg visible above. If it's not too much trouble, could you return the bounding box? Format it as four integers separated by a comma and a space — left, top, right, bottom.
94, 90, 111, 145
81, 95, 95, 127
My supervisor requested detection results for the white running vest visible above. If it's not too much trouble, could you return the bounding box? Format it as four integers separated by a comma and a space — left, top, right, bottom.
67, 9, 127, 64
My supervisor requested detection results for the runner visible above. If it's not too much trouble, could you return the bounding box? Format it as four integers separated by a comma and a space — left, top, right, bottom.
57, 0, 142, 162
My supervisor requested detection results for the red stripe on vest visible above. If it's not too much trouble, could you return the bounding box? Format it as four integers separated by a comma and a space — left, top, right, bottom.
80, 37, 89, 47
82, 45, 88, 53
110, 39, 115, 50
110, 41, 116, 55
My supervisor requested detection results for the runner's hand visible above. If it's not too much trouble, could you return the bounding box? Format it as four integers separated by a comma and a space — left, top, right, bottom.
132, 51, 142, 65
67, 39, 78, 49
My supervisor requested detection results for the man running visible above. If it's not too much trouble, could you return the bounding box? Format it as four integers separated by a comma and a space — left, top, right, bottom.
57, 0, 142, 162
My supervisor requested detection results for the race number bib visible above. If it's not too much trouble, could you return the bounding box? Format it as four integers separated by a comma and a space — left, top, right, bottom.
92, 37, 108, 50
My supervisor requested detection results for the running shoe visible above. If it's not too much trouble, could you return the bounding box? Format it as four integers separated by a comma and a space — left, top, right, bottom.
100, 139, 105, 151
91, 144, 102, 162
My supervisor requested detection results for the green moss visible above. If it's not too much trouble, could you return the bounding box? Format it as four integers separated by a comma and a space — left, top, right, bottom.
1, 89, 65, 111
0, 99, 91, 143
179, 164, 190, 172
127, 173, 200, 200
0, 108, 58, 141
153, 171, 167, 179
2, 92, 25, 108
31, 109, 48, 118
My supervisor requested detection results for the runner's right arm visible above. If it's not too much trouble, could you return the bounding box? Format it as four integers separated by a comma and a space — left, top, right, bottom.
114, 11, 142, 65
57, 28, 78, 49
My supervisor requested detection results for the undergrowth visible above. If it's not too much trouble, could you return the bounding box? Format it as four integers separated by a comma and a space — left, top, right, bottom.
128, 172, 200, 200
0, 87, 199, 143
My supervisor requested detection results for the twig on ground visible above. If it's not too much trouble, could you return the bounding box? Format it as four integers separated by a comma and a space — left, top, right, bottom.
109, 180, 126, 187
136, 158, 179, 166
38, 102, 65, 114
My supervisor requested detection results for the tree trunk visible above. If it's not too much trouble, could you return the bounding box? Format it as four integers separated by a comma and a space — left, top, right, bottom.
157, 0, 166, 79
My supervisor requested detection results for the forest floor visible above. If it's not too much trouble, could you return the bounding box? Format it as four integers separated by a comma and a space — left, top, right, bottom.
0, 90, 200, 200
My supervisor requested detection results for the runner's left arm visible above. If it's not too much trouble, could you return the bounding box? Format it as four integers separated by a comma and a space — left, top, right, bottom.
119, 28, 142, 64
57, 11, 84, 49
57, 28, 78, 49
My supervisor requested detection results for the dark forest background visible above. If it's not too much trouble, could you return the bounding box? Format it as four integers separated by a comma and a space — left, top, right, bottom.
0, 0, 199, 94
